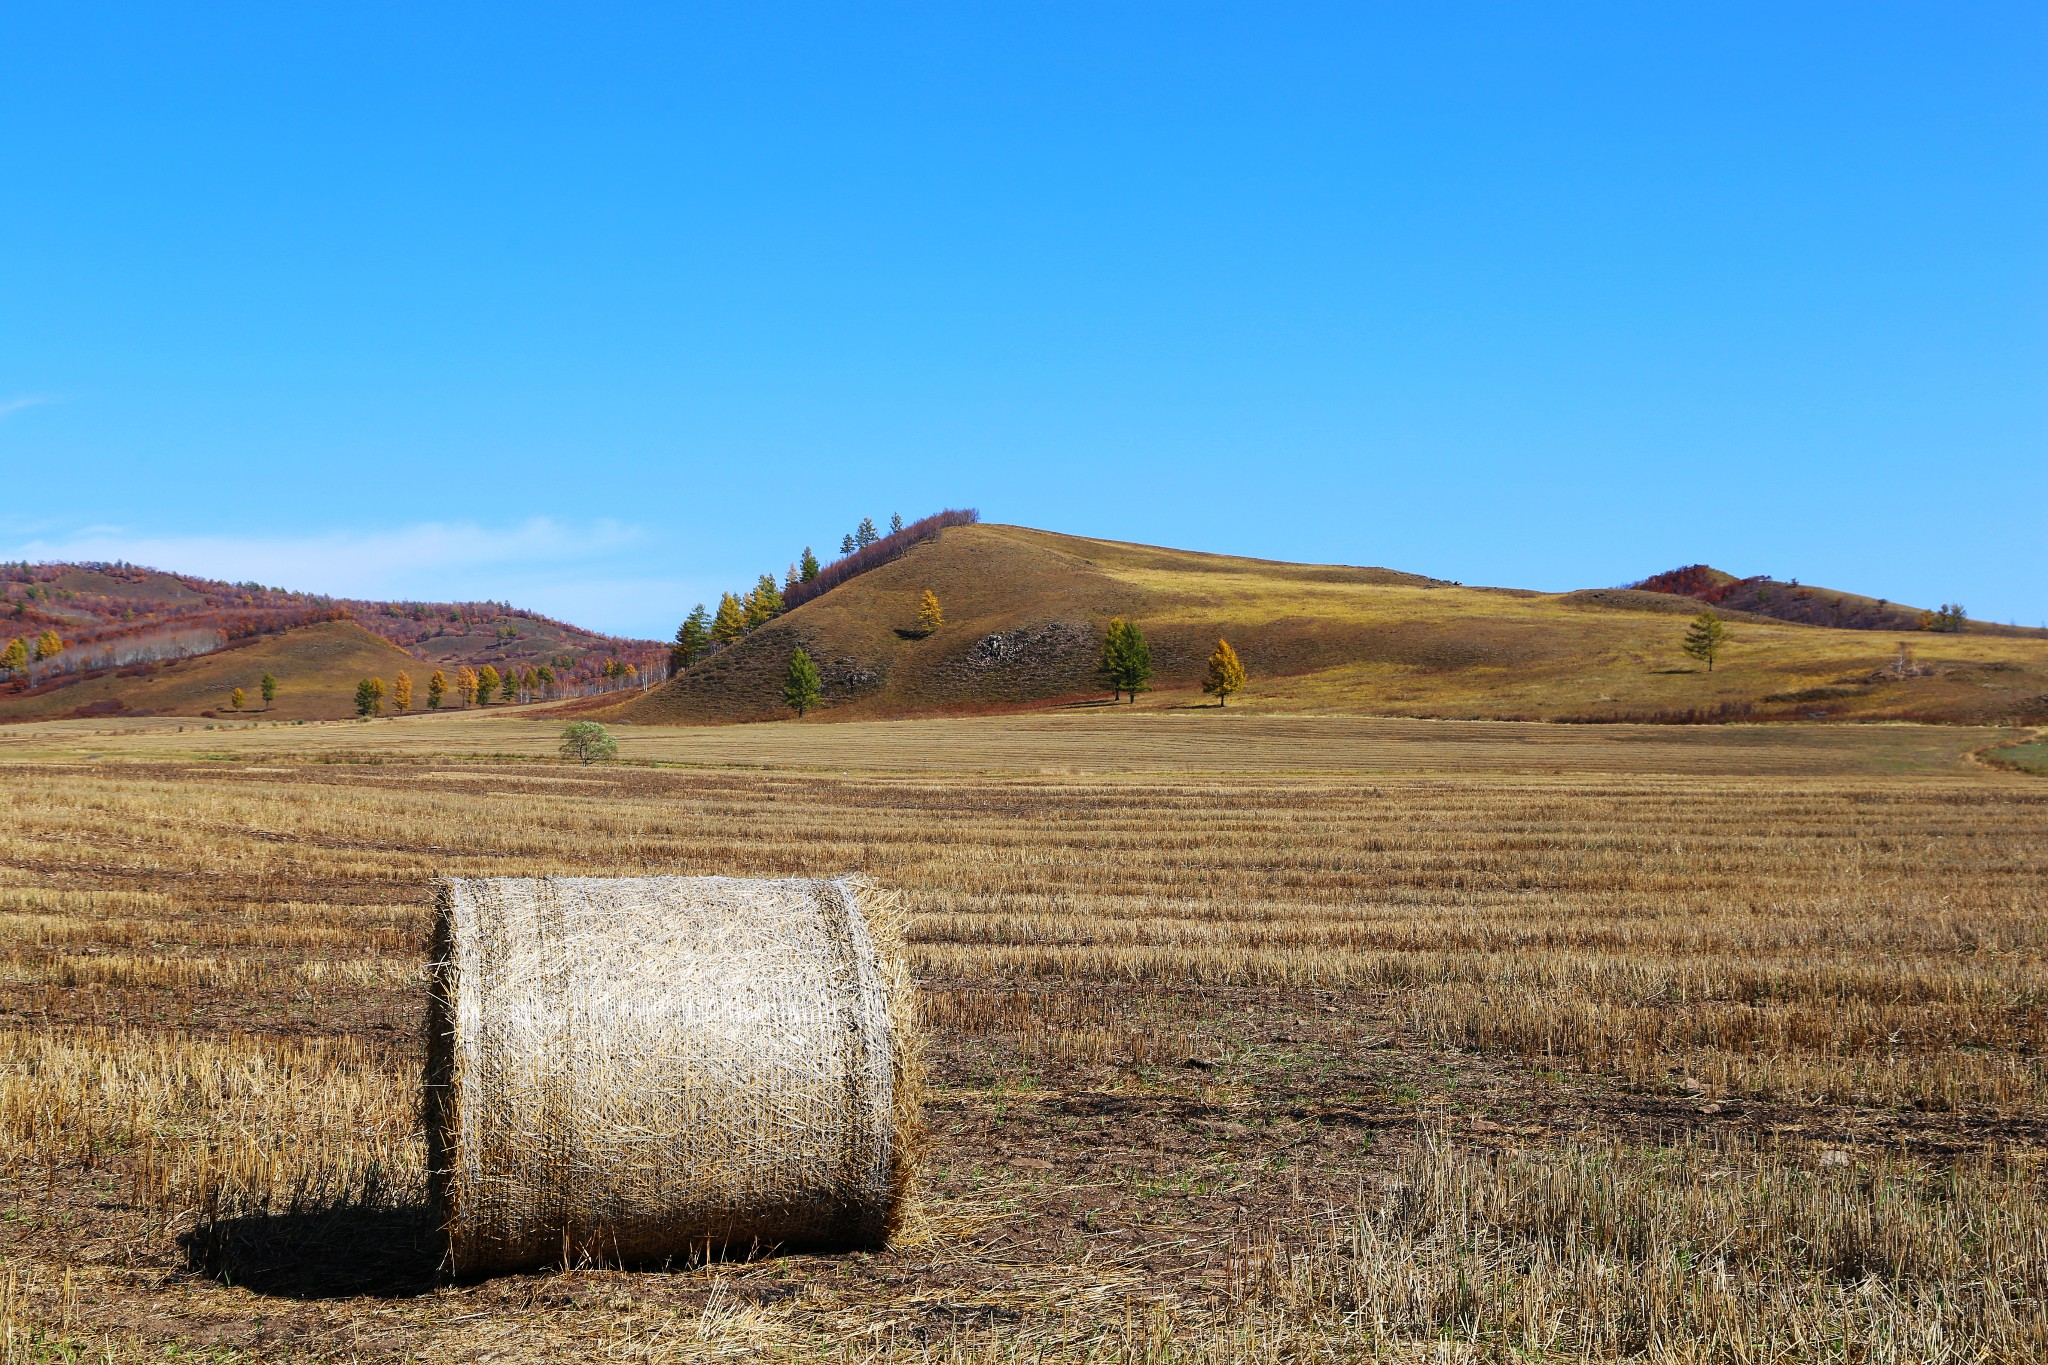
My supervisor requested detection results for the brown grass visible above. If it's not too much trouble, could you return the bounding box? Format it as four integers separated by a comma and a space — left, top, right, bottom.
0, 714, 2042, 1360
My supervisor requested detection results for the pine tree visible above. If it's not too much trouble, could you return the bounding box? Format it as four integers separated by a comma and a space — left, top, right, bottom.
745, 574, 784, 628
1681, 612, 1729, 672
354, 677, 385, 717
427, 669, 447, 709
1097, 618, 1154, 703
840, 533, 857, 556
477, 665, 501, 704
784, 563, 800, 591
890, 513, 904, 534
672, 604, 711, 671
800, 547, 820, 581
456, 665, 479, 707
711, 593, 747, 643
259, 673, 279, 709
1117, 622, 1153, 703
917, 589, 944, 634
229, 687, 246, 711
855, 517, 880, 548
392, 671, 413, 713
1203, 638, 1246, 706
783, 647, 822, 717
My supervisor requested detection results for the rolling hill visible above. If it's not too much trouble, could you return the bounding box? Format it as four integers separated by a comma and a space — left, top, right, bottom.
614, 523, 2048, 727
0, 561, 663, 721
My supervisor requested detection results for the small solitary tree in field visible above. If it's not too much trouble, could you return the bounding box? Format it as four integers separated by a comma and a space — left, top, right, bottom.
392, 671, 413, 713
476, 665, 500, 705
1682, 612, 1728, 672
427, 669, 447, 709
917, 589, 944, 634
229, 687, 246, 712
260, 673, 278, 709
559, 720, 618, 765
1203, 638, 1246, 706
783, 647, 822, 718
354, 676, 385, 717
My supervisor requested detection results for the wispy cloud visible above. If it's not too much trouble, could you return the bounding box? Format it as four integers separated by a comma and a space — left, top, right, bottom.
0, 395, 56, 421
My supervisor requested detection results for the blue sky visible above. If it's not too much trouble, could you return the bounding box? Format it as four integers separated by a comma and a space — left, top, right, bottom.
3, 4, 2042, 638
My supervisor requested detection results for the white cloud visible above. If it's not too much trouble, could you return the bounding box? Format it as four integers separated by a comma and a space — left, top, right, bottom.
0, 395, 55, 420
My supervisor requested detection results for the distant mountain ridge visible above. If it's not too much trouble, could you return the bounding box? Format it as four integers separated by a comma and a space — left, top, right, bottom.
1628, 565, 2027, 636
1, 560, 663, 720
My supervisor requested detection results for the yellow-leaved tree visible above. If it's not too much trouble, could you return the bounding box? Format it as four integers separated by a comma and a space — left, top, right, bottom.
392, 671, 413, 713
1203, 638, 1246, 706
917, 589, 944, 634
427, 669, 447, 709
228, 687, 246, 711
456, 666, 479, 707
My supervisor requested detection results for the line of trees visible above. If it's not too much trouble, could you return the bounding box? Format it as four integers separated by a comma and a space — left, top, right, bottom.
351, 662, 569, 715
670, 510, 980, 676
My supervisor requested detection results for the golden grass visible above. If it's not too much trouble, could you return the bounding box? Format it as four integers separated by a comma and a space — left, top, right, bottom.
0, 715, 2042, 1359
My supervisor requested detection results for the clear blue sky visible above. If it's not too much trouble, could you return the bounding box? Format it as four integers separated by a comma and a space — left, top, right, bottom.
4, 4, 2042, 637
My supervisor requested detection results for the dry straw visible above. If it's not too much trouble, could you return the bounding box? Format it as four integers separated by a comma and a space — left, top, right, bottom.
425, 875, 921, 1277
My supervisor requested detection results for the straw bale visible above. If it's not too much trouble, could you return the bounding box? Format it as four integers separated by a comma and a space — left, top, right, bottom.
425, 874, 921, 1276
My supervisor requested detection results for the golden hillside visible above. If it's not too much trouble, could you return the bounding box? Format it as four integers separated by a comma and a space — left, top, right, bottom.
615, 524, 2048, 726
0, 619, 427, 722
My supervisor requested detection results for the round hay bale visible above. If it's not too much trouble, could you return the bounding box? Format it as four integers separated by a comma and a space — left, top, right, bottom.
425, 874, 920, 1276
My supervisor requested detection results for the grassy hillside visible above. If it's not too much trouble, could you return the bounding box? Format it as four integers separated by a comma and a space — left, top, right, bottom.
0, 620, 429, 721
617, 523, 2048, 726
0, 561, 661, 706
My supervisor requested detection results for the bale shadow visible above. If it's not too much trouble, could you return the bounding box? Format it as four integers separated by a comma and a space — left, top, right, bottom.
181, 1201, 442, 1299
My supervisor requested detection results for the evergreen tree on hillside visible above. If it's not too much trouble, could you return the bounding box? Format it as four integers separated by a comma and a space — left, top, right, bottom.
1203, 638, 1246, 706
672, 605, 710, 671
745, 574, 784, 628
354, 677, 385, 717
890, 513, 904, 534
784, 563, 800, 591
800, 547, 821, 582
259, 673, 279, 709
1681, 612, 1729, 673
427, 669, 447, 709
840, 533, 857, 556
855, 517, 880, 549
1097, 618, 1154, 703
783, 647, 822, 718
711, 593, 747, 643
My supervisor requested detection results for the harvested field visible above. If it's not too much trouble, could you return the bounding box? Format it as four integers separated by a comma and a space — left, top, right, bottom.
0, 713, 2043, 1361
